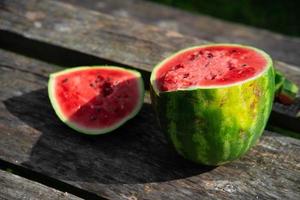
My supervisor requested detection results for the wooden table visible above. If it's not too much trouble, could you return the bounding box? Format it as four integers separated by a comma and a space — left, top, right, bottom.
0, 0, 299, 199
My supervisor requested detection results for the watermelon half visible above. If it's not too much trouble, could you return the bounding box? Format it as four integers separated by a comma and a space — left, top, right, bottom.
48, 66, 144, 135
150, 44, 275, 165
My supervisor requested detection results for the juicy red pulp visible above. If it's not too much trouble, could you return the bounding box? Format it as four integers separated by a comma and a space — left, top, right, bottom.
156, 46, 267, 91
54, 69, 140, 128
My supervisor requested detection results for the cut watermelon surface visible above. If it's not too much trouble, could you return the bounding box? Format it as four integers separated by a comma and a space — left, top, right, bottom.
155, 45, 267, 91
48, 66, 144, 135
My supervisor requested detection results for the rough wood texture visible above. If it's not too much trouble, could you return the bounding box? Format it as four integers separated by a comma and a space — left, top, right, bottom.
60, 0, 300, 66
0, 0, 204, 72
0, 48, 300, 199
1, 0, 300, 74
0, 170, 82, 200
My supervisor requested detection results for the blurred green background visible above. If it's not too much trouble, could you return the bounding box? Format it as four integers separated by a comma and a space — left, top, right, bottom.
148, 0, 300, 37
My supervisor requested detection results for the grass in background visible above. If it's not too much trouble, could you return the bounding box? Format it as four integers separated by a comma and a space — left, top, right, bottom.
148, 0, 300, 37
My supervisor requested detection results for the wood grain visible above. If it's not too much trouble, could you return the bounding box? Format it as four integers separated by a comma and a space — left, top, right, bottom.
0, 48, 299, 199
0, 170, 82, 200
0, 0, 204, 73
60, 0, 300, 66
2, 0, 300, 76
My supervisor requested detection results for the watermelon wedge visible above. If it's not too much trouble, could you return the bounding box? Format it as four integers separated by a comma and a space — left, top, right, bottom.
48, 66, 144, 135
150, 44, 275, 165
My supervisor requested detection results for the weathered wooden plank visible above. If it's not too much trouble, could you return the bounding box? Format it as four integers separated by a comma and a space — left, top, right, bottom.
1, 0, 300, 76
60, 0, 300, 66
0, 0, 204, 73
0, 170, 82, 200
0, 49, 300, 199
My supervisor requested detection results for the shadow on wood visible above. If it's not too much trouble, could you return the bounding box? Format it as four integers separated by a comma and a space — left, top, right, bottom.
0, 30, 150, 90
4, 88, 214, 184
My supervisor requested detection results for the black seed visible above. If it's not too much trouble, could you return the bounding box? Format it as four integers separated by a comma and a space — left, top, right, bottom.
242, 64, 247, 67
174, 64, 184, 70
183, 73, 189, 78
62, 78, 68, 83
96, 75, 104, 82
102, 81, 113, 97
188, 52, 200, 61
207, 53, 213, 58
204, 62, 210, 68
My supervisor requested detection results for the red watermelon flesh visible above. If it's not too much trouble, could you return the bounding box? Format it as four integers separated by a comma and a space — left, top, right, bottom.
156, 45, 267, 91
48, 66, 144, 135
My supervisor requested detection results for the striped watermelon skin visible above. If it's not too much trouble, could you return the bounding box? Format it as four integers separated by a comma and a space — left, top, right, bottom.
150, 44, 275, 165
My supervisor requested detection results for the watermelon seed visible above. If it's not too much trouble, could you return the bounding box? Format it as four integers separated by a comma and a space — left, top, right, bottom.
95, 75, 104, 83
188, 52, 200, 61
204, 61, 210, 68
62, 78, 68, 83
211, 74, 217, 80
231, 49, 237, 54
242, 64, 247, 67
102, 82, 113, 97
174, 64, 184, 70
207, 53, 213, 58
89, 83, 94, 88
183, 73, 189, 78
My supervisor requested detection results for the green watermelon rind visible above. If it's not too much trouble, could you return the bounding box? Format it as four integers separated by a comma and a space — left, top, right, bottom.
274, 70, 285, 94
150, 43, 275, 166
48, 66, 144, 135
